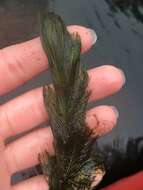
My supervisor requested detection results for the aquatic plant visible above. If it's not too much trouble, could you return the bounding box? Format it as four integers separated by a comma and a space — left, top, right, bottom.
39, 11, 105, 190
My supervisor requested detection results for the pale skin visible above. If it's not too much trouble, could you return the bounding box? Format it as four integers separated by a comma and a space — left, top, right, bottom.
0, 25, 126, 190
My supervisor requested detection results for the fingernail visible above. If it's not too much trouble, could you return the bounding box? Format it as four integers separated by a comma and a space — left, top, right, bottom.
119, 68, 126, 85
88, 28, 97, 45
111, 106, 119, 119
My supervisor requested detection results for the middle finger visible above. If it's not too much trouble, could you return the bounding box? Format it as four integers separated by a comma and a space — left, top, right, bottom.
0, 65, 125, 140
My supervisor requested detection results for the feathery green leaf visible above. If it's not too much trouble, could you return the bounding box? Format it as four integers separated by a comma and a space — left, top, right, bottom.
39, 11, 105, 190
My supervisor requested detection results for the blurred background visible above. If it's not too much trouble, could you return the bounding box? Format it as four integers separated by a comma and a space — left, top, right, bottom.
0, 0, 143, 188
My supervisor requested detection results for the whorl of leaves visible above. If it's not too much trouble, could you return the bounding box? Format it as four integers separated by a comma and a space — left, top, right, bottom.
39, 11, 104, 190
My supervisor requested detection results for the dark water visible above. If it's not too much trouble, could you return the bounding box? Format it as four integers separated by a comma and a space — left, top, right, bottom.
0, 0, 143, 188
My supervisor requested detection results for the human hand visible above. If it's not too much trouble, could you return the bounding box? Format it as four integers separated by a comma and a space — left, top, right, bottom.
0, 25, 125, 190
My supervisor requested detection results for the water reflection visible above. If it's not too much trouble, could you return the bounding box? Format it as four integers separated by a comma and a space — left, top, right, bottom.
106, 0, 143, 23
98, 136, 143, 188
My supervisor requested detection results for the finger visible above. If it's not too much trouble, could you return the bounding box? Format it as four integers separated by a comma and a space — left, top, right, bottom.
5, 105, 118, 174
86, 105, 118, 136
0, 65, 125, 140
0, 26, 96, 95
102, 172, 143, 190
0, 136, 11, 190
12, 175, 48, 190
87, 65, 125, 102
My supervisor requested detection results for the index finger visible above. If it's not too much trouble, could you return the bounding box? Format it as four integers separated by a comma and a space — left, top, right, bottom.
0, 26, 96, 96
